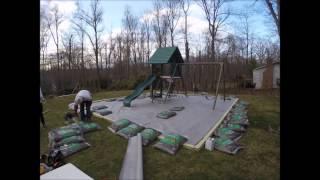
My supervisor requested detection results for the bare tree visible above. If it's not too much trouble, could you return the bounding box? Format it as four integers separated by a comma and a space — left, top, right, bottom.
197, 0, 230, 61
62, 33, 74, 70
254, 40, 267, 64
264, 0, 280, 37
161, 14, 169, 47
122, 6, 139, 78
236, 12, 251, 64
106, 29, 115, 70
163, 0, 181, 47
47, 5, 63, 70
115, 33, 123, 68
152, 1, 169, 48
40, 7, 50, 69
138, 24, 146, 63
152, 1, 163, 48
72, 4, 87, 71
180, 0, 190, 62
75, 0, 104, 88
142, 12, 152, 61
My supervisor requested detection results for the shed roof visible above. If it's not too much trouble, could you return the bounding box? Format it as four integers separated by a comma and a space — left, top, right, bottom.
253, 61, 280, 71
149, 47, 184, 64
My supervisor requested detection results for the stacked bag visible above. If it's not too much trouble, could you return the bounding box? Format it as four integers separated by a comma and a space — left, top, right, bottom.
91, 104, 112, 116
48, 121, 101, 158
108, 118, 187, 155
109, 119, 161, 145
109, 119, 145, 140
109, 119, 163, 147
153, 133, 187, 155
212, 100, 249, 155
117, 124, 144, 139
156, 106, 185, 119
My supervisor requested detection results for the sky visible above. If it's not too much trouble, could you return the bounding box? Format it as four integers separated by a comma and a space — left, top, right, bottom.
40, 0, 278, 56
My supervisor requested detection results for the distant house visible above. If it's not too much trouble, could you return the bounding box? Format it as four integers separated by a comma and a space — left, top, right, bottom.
253, 61, 280, 89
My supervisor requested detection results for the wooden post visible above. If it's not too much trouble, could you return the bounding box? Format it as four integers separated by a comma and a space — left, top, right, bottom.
213, 63, 223, 110
150, 64, 154, 99
160, 64, 163, 97
223, 63, 225, 101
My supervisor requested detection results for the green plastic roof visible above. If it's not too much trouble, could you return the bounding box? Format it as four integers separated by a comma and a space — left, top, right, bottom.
149, 47, 184, 64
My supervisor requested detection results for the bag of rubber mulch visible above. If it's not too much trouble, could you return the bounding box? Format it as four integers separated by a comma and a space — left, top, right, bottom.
77, 121, 102, 133
227, 117, 249, 126
95, 109, 112, 116
230, 109, 246, 116
50, 135, 86, 149
238, 100, 249, 106
140, 128, 161, 146
48, 127, 83, 143
232, 105, 247, 112
214, 128, 243, 141
230, 110, 247, 116
223, 123, 247, 132
228, 113, 248, 120
108, 119, 132, 133
62, 123, 82, 130
213, 137, 244, 155
153, 134, 187, 155
54, 142, 91, 158
226, 114, 249, 126
156, 111, 176, 119
169, 106, 185, 111
233, 103, 248, 109
117, 123, 144, 139
91, 105, 108, 111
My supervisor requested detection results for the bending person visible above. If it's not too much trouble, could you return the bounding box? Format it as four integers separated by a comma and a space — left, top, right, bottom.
40, 87, 46, 128
74, 90, 93, 121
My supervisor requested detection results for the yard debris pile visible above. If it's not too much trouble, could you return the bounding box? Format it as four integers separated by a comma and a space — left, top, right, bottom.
153, 133, 187, 155
211, 100, 249, 155
40, 151, 65, 175
48, 121, 101, 158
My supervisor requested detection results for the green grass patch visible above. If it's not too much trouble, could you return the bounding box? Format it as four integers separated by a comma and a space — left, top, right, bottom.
40, 90, 279, 179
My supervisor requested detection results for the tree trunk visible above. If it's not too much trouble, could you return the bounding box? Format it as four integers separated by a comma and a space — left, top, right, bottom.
95, 35, 101, 89
147, 35, 150, 61
171, 30, 174, 47
211, 35, 215, 61
68, 36, 72, 70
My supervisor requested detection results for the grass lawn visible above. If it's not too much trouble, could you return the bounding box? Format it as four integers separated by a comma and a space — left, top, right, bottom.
40, 90, 280, 180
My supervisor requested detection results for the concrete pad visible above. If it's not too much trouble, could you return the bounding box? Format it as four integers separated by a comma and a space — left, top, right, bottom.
69, 94, 238, 150
40, 163, 93, 180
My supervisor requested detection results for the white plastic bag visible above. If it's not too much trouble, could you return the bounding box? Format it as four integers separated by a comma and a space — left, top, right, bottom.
205, 137, 215, 151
